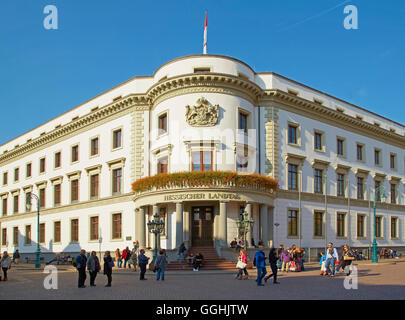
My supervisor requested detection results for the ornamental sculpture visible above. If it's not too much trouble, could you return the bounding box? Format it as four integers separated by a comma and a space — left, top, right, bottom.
185, 97, 219, 127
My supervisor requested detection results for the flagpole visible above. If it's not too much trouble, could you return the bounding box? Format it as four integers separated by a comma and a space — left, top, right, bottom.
203, 11, 207, 54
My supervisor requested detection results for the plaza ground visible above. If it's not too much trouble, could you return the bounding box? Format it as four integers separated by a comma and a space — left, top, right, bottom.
0, 259, 404, 300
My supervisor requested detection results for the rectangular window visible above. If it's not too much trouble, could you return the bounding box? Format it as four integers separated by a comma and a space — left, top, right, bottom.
287, 210, 298, 237
71, 219, 79, 242
90, 174, 99, 199
357, 177, 364, 200
337, 213, 346, 237
39, 188, 46, 208
54, 184, 61, 206
356, 144, 363, 161
374, 149, 381, 166
157, 158, 168, 174
112, 213, 122, 239
314, 132, 322, 151
357, 215, 365, 238
288, 125, 297, 144
25, 225, 31, 245
390, 183, 397, 204
113, 129, 122, 149
26, 163, 32, 178
239, 112, 248, 133
2, 198, 7, 216
391, 217, 398, 238
337, 174, 345, 197
314, 212, 323, 237
71, 179, 79, 203
112, 168, 122, 194
3, 172, 8, 185
158, 114, 168, 135
40, 158, 46, 173
90, 216, 99, 241
14, 168, 19, 182
71, 145, 79, 163
54, 221, 61, 243
39, 223, 45, 243
25, 192, 31, 212
54, 152, 61, 168
375, 216, 382, 238
337, 138, 344, 156
192, 151, 213, 172
314, 169, 323, 194
237, 156, 248, 173
288, 164, 298, 191
91, 138, 99, 156
13, 227, 18, 245
375, 181, 381, 202
390, 154, 396, 170
13, 195, 19, 214
2, 228, 7, 246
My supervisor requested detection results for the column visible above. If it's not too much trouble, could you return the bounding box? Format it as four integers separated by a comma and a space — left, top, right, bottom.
183, 209, 190, 249
245, 202, 252, 247
218, 201, 227, 247
175, 202, 183, 248
135, 207, 146, 248
260, 204, 268, 246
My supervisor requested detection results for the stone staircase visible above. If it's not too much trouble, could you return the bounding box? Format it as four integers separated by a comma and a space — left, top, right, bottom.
168, 246, 253, 270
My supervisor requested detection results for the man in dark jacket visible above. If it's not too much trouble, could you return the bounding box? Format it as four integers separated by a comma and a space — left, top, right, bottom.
76, 249, 88, 288
138, 249, 150, 280
255, 246, 267, 286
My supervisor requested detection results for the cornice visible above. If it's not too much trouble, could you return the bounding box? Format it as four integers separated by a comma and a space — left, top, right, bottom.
146, 73, 263, 107
0, 94, 150, 165
261, 90, 405, 149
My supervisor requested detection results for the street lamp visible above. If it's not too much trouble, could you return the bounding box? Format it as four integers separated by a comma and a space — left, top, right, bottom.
372, 185, 387, 263
147, 211, 165, 264
26, 193, 41, 269
236, 210, 254, 248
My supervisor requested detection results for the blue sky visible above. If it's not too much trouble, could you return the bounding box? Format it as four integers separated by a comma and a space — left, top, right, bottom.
0, 0, 404, 145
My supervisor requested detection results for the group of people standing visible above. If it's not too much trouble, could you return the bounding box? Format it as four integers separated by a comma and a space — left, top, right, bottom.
114, 241, 139, 269
319, 243, 354, 277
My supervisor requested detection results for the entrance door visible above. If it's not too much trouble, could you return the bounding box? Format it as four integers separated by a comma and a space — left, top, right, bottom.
191, 206, 214, 246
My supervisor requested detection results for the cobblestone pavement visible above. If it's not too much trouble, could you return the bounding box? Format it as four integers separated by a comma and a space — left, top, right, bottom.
0, 260, 404, 300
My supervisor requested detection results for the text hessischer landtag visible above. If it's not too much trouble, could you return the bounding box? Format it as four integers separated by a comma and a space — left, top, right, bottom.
163, 192, 241, 201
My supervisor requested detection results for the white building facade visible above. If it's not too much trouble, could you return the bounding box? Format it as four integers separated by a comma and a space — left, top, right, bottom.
1, 54, 404, 260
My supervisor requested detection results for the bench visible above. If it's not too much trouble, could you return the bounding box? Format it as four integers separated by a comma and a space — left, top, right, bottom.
25, 257, 45, 264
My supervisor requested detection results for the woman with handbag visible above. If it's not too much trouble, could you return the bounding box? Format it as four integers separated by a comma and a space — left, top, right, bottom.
235, 249, 249, 280
103, 251, 114, 287
337, 245, 354, 275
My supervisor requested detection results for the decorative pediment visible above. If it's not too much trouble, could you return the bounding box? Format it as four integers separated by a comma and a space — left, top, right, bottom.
185, 97, 219, 127
334, 164, 351, 174
284, 153, 306, 165
311, 159, 330, 169
355, 168, 370, 177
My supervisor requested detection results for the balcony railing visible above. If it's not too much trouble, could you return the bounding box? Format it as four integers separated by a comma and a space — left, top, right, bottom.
132, 171, 278, 194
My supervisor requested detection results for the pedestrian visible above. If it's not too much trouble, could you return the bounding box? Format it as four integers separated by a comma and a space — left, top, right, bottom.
336, 245, 354, 275
138, 249, 150, 280
178, 242, 186, 263
319, 251, 327, 276
235, 248, 249, 280
255, 245, 267, 286
87, 251, 101, 287
280, 247, 291, 272
1, 251, 12, 281
276, 244, 284, 271
264, 248, 280, 284
155, 249, 168, 281
129, 243, 138, 271
115, 248, 122, 268
75, 249, 88, 288
12, 250, 20, 265
193, 252, 204, 271
103, 251, 113, 287
122, 246, 131, 268
324, 243, 339, 277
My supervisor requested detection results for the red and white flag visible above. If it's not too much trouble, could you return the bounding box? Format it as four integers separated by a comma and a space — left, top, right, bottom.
203, 12, 207, 54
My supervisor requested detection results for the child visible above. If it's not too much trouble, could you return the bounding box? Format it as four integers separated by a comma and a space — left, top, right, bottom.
319, 251, 327, 276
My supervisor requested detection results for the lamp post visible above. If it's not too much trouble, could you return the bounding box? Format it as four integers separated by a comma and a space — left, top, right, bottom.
372, 185, 387, 263
236, 210, 254, 248
26, 193, 41, 269
147, 211, 165, 264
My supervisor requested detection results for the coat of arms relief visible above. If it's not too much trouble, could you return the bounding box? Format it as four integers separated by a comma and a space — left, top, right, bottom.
185, 97, 219, 127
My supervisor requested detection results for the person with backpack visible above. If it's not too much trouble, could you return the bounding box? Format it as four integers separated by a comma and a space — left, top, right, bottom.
264, 248, 280, 284
87, 251, 101, 287
75, 249, 88, 288
1, 251, 12, 281
255, 245, 267, 286
319, 251, 327, 276
155, 249, 168, 281
103, 251, 114, 287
